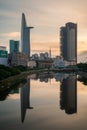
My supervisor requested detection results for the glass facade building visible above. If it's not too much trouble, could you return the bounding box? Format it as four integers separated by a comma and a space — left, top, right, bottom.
21, 13, 34, 58
9, 40, 19, 53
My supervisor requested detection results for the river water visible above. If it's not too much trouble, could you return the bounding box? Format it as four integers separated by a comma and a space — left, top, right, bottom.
0, 72, 87, 130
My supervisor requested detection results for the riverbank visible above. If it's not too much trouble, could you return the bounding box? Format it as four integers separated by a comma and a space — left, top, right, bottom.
0, 68, 48, 89
77, 63, 87, 72
0, 62, 87, 89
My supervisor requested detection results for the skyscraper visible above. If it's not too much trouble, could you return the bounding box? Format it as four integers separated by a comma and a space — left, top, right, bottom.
21, 13, 34, 58
60, 27, 67, 60
60, 22, 77, 64
9, 40, 19, 53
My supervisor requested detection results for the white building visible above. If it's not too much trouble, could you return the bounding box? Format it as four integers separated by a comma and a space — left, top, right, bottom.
53, 56, 65, 68
28, 60, 36, 68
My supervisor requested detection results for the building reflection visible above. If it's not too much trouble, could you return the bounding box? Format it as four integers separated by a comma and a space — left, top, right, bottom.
20, 77, 33, 123
20, 73, 77, 123
60, 74, 77, 114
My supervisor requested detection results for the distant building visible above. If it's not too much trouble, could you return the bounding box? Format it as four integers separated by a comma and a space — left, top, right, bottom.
53, 56, 65, 68
49, 48, 52, 58
0, 47, 8, 66
40, 52, 49, 60
31, 54, 39, 60
21, 13, 34, 58
60, 22, 77, 65
0, 46, 6, 51
28, 60, 36, 68
8, 52, 28, 66
37, 59, 53, 68
9, 40, 19, 53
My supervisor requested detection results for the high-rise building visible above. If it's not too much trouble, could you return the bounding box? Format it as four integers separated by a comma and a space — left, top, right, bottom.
60, 22, 77, 64
0, 46, 8, 66
21, 13, 34, 58
9, 40, 19, 53
60, 27, 67, 60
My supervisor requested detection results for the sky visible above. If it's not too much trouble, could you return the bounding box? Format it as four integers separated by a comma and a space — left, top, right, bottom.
0, 0, 87, 57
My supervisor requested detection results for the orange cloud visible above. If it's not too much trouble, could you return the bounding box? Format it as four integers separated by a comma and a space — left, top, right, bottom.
1, 32, 20, 39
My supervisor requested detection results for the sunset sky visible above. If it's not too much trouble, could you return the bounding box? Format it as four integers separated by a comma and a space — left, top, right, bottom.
0, 0, 87, 57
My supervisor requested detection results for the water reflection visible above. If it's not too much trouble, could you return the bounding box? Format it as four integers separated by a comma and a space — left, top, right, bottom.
20, 72, 77, 123
0, 72, 87, 124
0, 87, 19, 101
78, 72, 87, 85
20, 77, 33, 123
60, 75, 77, 114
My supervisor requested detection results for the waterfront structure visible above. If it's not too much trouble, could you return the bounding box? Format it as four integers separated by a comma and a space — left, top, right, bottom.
21, 13, 34, 58
0, 46, 8, 66
8, 52, 28, 66
9, 40, 19, 53
60, 22, 77, 64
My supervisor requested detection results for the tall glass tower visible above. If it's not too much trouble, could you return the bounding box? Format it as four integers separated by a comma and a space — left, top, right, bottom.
60, 22, 77, 64
21, 13, 34, 58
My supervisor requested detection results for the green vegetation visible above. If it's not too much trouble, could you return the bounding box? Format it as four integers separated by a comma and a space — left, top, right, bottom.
0, 78, 27, 101
78, 76, 87, 85
0, 65, 27, 80
0, 65, 48, 81
77, 63, 87, 72
0, 63, 87, 81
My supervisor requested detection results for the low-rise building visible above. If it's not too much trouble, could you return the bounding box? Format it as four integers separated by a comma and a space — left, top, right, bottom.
40, 52, 49, 60
31, 54, 39, 60
28, 60, 36, 68
37, 59, 53, 68
8, 52, 28, 66
53, 56, 65, 68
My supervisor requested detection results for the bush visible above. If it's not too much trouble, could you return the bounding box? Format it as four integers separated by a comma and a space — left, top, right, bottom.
0, 69, 11, 80
9, 68, 21, 76
77, 63, 87, 72
0, 65, 27, 80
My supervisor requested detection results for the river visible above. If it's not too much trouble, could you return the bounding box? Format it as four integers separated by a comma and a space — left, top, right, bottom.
0, 72, 87, 130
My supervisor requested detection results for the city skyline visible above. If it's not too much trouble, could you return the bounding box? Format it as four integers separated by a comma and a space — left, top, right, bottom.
0, 0, 87, 56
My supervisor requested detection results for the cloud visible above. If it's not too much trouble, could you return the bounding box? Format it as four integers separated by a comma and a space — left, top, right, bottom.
1, 32, 20, 39
31, 41, 60, 56
0, 0, 87, 55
